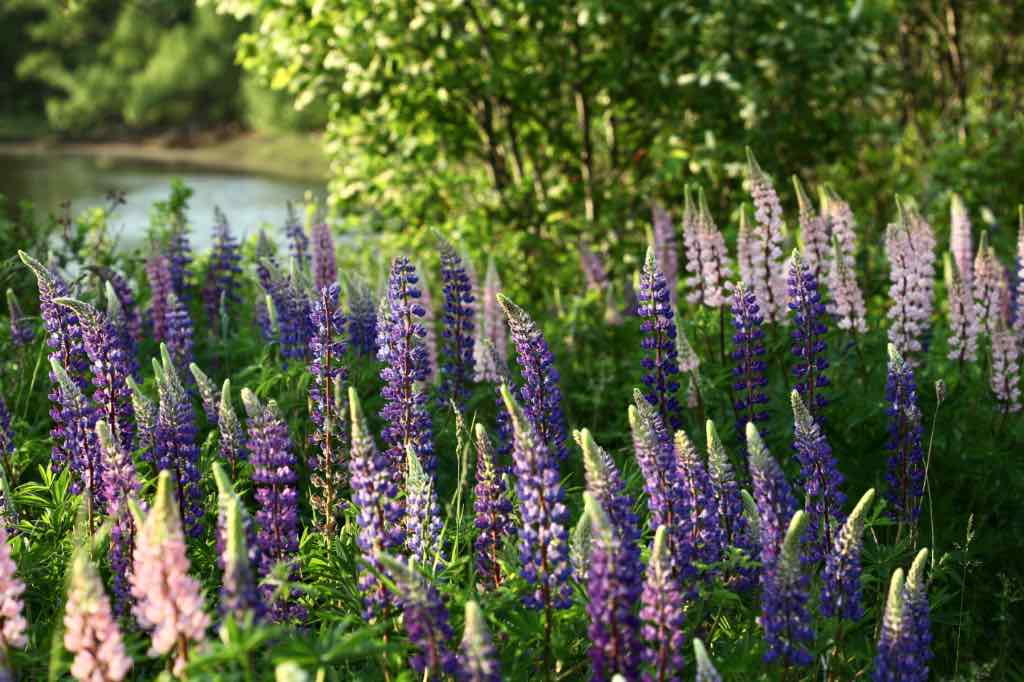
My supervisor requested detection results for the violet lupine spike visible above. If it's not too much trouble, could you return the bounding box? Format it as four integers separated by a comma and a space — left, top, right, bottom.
284, 202, 310, 270
990, 323, 1021, 413
94, 267, 143, 346
693, 639, 722, 682
497, 294, 569, 463
682, 185, 706, 307
51, 359, 103, 513
637, 246, 683, 430
458, 601, 501, 682
576, 428, 642, 558
1015, 208, 1024, 336
127, 376, 156, 455
405, 444, 443, 563
310, 220, 337, 293
652, 200, 678, 307
378, 257, 436, 474
217, 379, 246, 478
254, 242, 277, 343
438, 237, 477, 407
639, 525, 685, 682
791, 390, 845, 562
0, 396, 13, 477
950, 193, 974, 285
820, 488, 875, 622
128, 471, 209, 678
674, 430, 724, 567
973, 232, 1004, 337
258, 259, 313, 362
583, 493, 642, 681
793, 177, 830, 280
5, 290, 33, 346
745, 149, 788, 324
104, 282, 140, 381
146, 253, 174, 342
164, 291, 194, 372
499, 384, 572, 611
418, 267, 440, 382
308, 283, 348, 535
346, 275, 378, 358
19, 250, 89, 471
240, 389, 304, 622
696, 187, 733, 308
378, 555, 457, 680
885, 201, 936, 361
152, 345, 204, 538
579, 240, 610, 293
787, 250, 830, 417
348, 387, 405, 617
821, 188, 868, 334
474, 257, 508, 381
205, 207, 243, 330
746, 423, 798, 566
901, 548, 933, 682
189, 363, 220, 425
96, 420, 141, 617
64, 548, 133, 682
167, 219, 193, 301
873, 568, 909, 682
706, 420, 758, 589
759, 510, 814, 667
883, 344, 926, 525
212, 463, 264, 623
736, 206, 755, 290
473, 424, 514, 591
731, 282, 770, 437
0, 522, 27, 680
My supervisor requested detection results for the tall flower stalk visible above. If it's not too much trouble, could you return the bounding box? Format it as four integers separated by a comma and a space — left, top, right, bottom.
791, 390, 845, 561
950, 193, 974, 285
731, 283, 770, 437
674, 430, 723, 567
405, 443, 442, 562
96, 420, 141, 616
885, 202, 936, 360
51, 360, 102, 527
759, 511, 814, 667
5, 290, 33, 346
820, 488, 875, 621
637, 246, 683, 430
973, 232, 1005, 337
639, 525, 685, 682
746, 149, 787, 323
212, 463, 263, 623
63, 548, 133, 681
793, 177, 830, 279
310, 220, 337, 293
652, 200, 679, 307
883, 345, 925, 526
473, 424, 514, 591
146, 253, 175, 343
283, 202, 309, 270
945, 254, 979, 364
990, 322, 1021, 413
747, 423, 797, 565
706, 419, 757, 589
696, 187, 732, 309
204, 207, 242, 333
346, 275, 378, 358
438, 238, 476, 407
474, 256, 507, 381
787, 250, 830, 417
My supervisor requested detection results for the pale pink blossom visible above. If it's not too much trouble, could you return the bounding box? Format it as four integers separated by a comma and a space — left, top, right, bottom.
944, 254, 979, 363
64, 551, 132, 681
737, 205, 755, 289
0, 524, 26, 677
697, 188, 733, 308
973, 233, 1004, 337
474, 256, 508, 381
822, 189, 867, 334
682, 186, 706, 307
950, 193, 974, 285
1015, 209, 1024, 336
885, 203, 936, 361
793, 177, 830, 280
652, 201, 679, 306
991, 324, 1021, 413
746, 149, 787, 324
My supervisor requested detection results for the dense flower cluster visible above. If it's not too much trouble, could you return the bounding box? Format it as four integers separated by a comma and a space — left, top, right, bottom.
731, 283, 770, 436
310, 220, 337, 292
217, 379, 246, 477
706, 419, 757, 589
164, 291, 194, 371
438, 239, 476, 407
791, 390, 845, 561
203, 207, 243, 332
94, 267, 143, 348
746, 150, 787, 323
146, 253, 175, 343
820, 488, 875, 621
639, 525, 685, 681
824, 188, 868, 334
945, 253, 980, 363
258, 260, 313, 362
747, 423, 797, 565
63, 549, 132, 681
793, 177, 830, 279
473, 424, 514, 590
990, 323, 1021, 412
50, 359, 102, 512
883, 345, 926, 524
973, 232, 1004, 337
283, 202, 310, 268
637, 247, 683, 430
674, 430, 723, 566
346, 276, 378, 358
885, 204, 936, 360
759, 511, 813, 666
405, 443, 442, 562
787, 251, 830, 416
474, 257, 508, 381
213, 463, 264, 623
873, 558, 932, 682
950, 193, 974, 285
96, 420, 140, 615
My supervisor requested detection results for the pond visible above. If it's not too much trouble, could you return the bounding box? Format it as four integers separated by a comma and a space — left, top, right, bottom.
0, 152, 326, 251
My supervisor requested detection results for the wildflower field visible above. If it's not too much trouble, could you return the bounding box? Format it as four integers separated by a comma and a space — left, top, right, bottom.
0, 154, 1021, 682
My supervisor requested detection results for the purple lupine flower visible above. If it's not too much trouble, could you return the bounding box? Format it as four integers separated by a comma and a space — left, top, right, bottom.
152, 345, 204, 538
637, 247, 683, 430
822, 188, 868, 334
639, 525, 685, 682
731, 282, 770, 437
706, 419, 758, 590
258, 259, 313, 363
95, 420, 140, 616
0, 396, 13, 479
820, 488, 875, 621
746, 423, 797, 566
283, 202, 310, 270
652, 200, 678, 307
212, 462, 264, 623
674, 430, 724, 567
499, 384, 572, 611
759, 511, 814, 667
189, 363, 220, 425
576, 428, 641, 559
497, 294, 569, 463
791, 390, 845, 562
204, 207, 243, 332
93, 267, 143, 346
473, 424, 514, 591
379, 555, 457, 679
167, 220, 193, 301
694, 639, 722, 682
974, 232, 1005, 337
885, 202, 936, 361
378, 257, 436, 473
793, 177, 830, 280
346, 275, 378, 358
217, 379, 246, 479
50, 359, 102, 515
458, 601, 501, 682
474, 257, 508, 381
438, 238, 476, 407
146, 253, 174, 343
241, 388, 304, 622
54, 297, 135, 452
19, 251, 89, 472
902, 549, 933, 682
579, 240, 610, 292
787, 250, 830, 417
583, 493, 642, 681
310, 220, 337, 293
950, 193, 974, 285
348, 387, 405, 617
883, 344, 925, 525
254, 232, 278, 343
308, 283, 348, 535
745, 149, 788, 324
103, 282, 140, 381
945, 254, 979, 363
164, 294, 194, 374
5, 290, 33, 346
1014, 210, 1024, 336
484, 343, 515, 460
873, 561, 930, 682
405, 443, 443, 562
127, 376, 156, 455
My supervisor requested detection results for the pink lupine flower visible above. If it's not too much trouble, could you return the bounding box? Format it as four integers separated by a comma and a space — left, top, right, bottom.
950, 193, 974, 285
793, 177, 829, 280
973, 233, 1004, 337
474, 256, 508, 381
64, 550, 133, 681
745, 149, 787, 323
130, 470, 209, 678
944, 254, 979, 363
822, 188, 867, 333
885, 202, 936, 360
682, 186, 706, 307
0, 523, 26, 679
697, 188, 733, 308
417, 265, 439, 383
736, 205, 755, 289
991, 323, 1021, 413
1015, 208, 1024, 336
652, 201, 679, 307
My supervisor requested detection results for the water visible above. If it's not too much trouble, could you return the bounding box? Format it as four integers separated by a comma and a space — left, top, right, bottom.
0, 152, 325, 251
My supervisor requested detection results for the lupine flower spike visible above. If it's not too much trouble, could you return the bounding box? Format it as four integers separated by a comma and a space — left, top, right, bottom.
0, 523, 26, 681
731, 283, 770, 437
745, 148, 787, 323
791, 390, 845, 561
697, 188, 733, 308
674, 430, 723, 566
5, 290, 33, 346
637, 246, 683, 430
458, 601, 501, 682
991, 319, 1021, 413
310, 220, 337, 292
747, 423, 797, 564
346, 275, 379, 357
146, 253, 175, 343
63, 548, 132, 681
576, 428, 641, 562
787, 250, 830, 416
736, 205, 755, 289
820, 488, 875, 621
284, 202, 310, 269
189, 363, 220, 425
944, 254, 979, 363
405, 443, 442, 562
902, 548, 932, 681
96, 420, 140, 615
472, 424, 514, 591
50, 359, 102, 521
129, 471, 209, 678
826, 233, 868, 333
437, 236, 477, 407
682, 185, 706, 306
693, 638, 722, 682
639, 525, 685, 682
1015, 207, 1024, 335
127, 376, 156, 455
706, 419, 757, 589
474, 256, 508, 381
212, 462, 263, 623
973, 231, 1004, 337
760, 510, 814, 666
652, 200, 678, 307
883, 344, 925, 525
885, 200, 936, 360
204, 207, 243, 332
950, 193, 974, 285
793, 177, 829, 279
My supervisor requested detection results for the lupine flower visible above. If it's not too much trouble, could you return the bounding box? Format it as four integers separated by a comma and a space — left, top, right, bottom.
736, 205, 755, 290
167, 219, 193, 301
639, 525, 685, 682
793, 177, 830, 279
51, 359, 102, 515
102, 282, 140, 382
189, 363, 220, 425
0, 522, 26, 681
973, 232, 1005, 337
164, 291, 194, 371
580, 240, 610, 292
637, 246, 683, 430
474, 257, 508, 381
217, 379, 246, 478
418, 268, 439, 381
129, 471, 209, 678
498, 294, 569, 462
378, 257, 436, 473
204, 207, 243, 331
570, 510, 593, 583
241, 389, 303, 622
63, 548, 132, 681
583, 492, 642, 681
458, 601, 501, 682
258, 259, 313, 362
152, 345, 204, 537
652, 200, 678, 306
379, 555, 457, 679
405, 443, 442, 562
310, 220, 337, 292
696, 188, 733, 308
254, 239, 278, 343
706, 420, 757, 588
127, 376, 156, 455
308, 283, 348, 534
19, 251, 89, 472
747, 423, 797, 565
212, 463, 263, 623
681, 186, 706, 306
787, 250, 830, 417
283, 202, 310, 269
884, 344, 925, 524
346, 275, 378, 358
499, 384, 572, 610
0, 397, 13, 481
731, 283, 770, 436
950, 193, 974, 284
674, 430, 723, 566
820, 488, 874, 621
693, 638, 722, 682
96, 420, 141, 616
759, 510, 813, 666
823, 191, 868, 334
944, 254, 979, 363
901, 548, 932, 682
1015, 209, 1024, 335
438, 238, 476, 407
576, 428, 641, 560
745, 149, 787, 324
146, 253, 175, 342
991, 322, 1021, 413
5, 290, 33, 346
473, 424, 514, 591
873, 568, 908, 682
791, 390, 845, 561
93, 267, 143, 347
885, 202, 936, 360
348, 387, 405, 616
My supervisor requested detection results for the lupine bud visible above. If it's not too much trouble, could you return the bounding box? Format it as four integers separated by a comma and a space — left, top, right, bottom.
706, 420, 757, 589
902, 548, 932, 682
745, 149, 787, 323
51, 359, 102, 513
736, 205, 755, 289
874, 568, 912, 682
457, 601, 501, 682
406, 444, 442, 562
63, 549, 132, 681
310, 220, 337, 292
944, 253, 979, 363
570, 512, 592, 582
791, 390, 845, 561
731, 283, 770, 437
693, 638, 722, 682
637, 246, 683, 430
884, 345, 925, 524
950, 193, 974, 284
576, 428, 641, 559
639, 525, 685, 681
820, 488, 874, 621
696, 188, 733, 308
127, 376, 156, 454
438, 237, 477, 407
5, 290, 33, 346
682, 185, 705, 307
204, 207, 242, 332
212, 463, 263, 623
885, 201, 936, 360
759, 510, 813, 666
473, 424, 514, 591
747, 423, 797, 565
